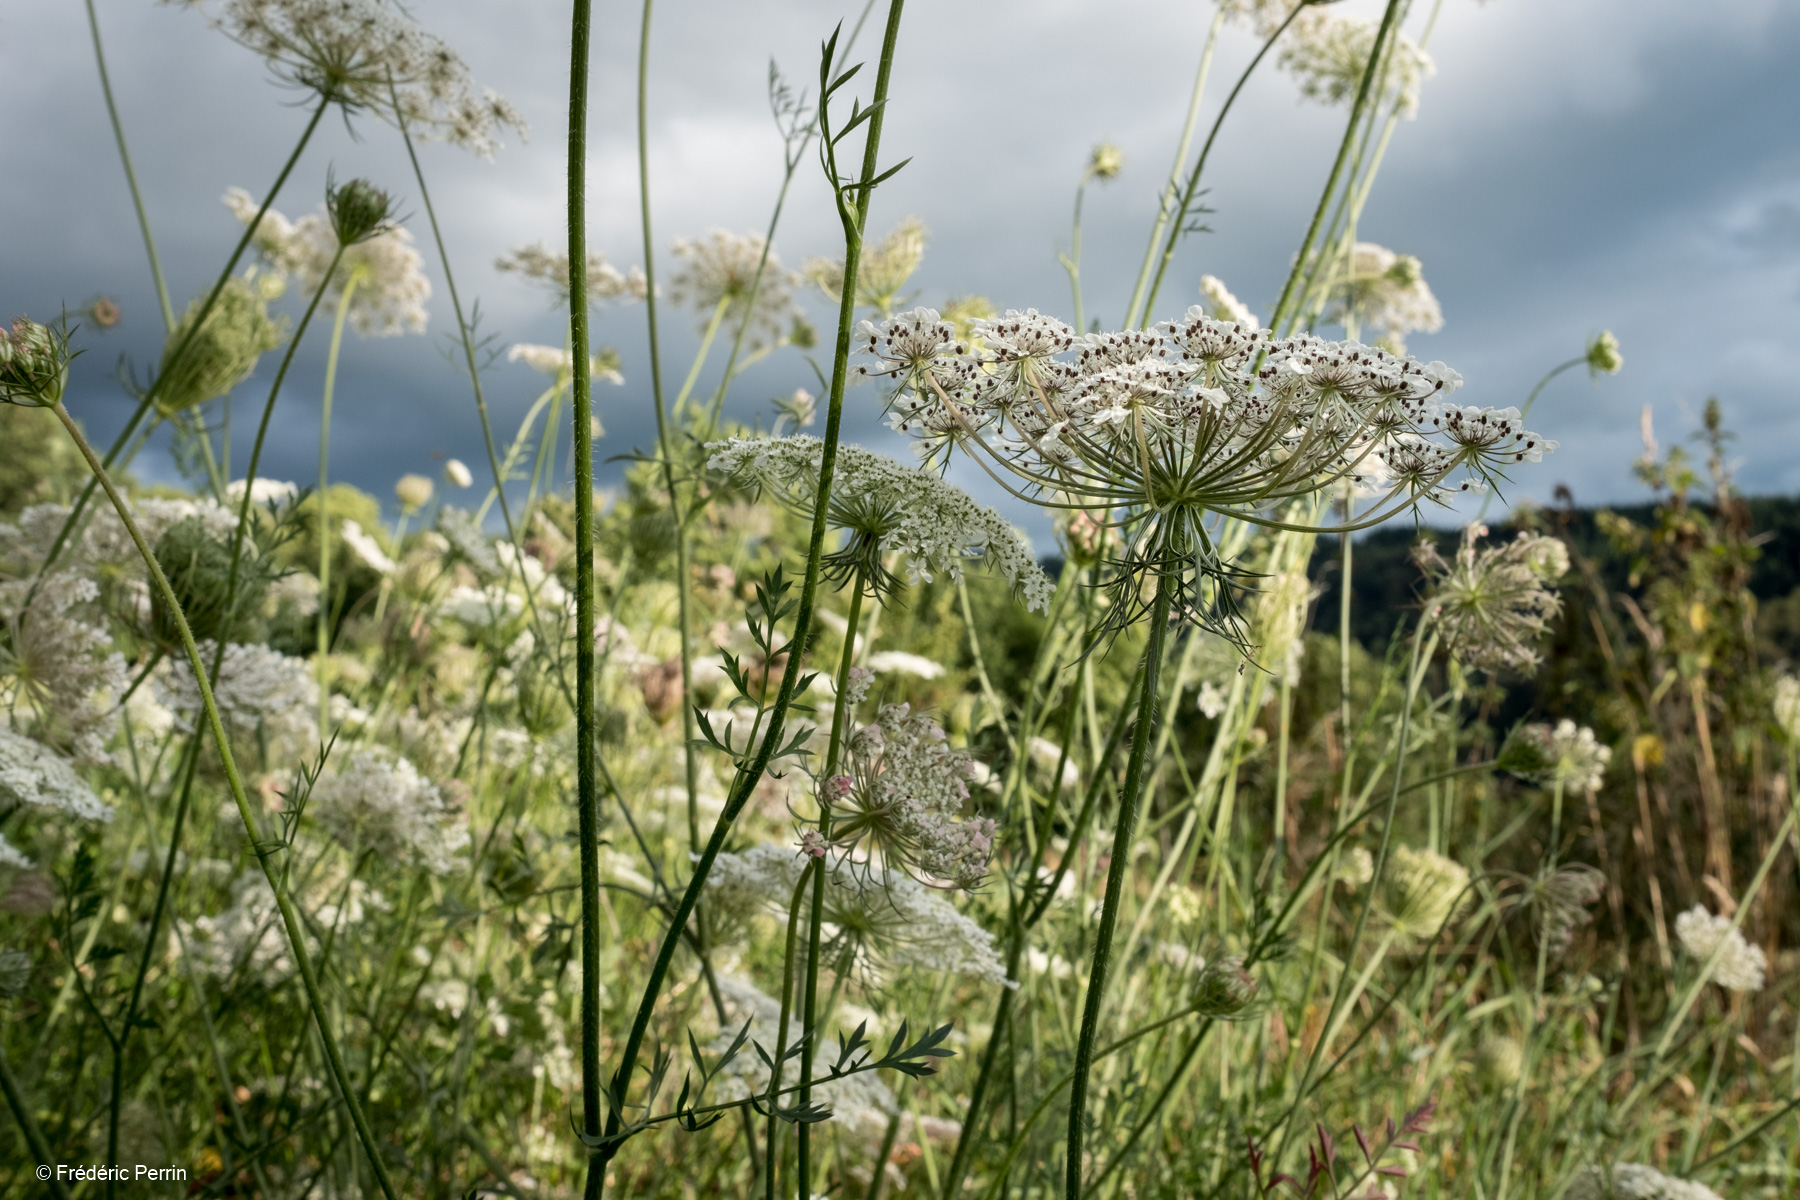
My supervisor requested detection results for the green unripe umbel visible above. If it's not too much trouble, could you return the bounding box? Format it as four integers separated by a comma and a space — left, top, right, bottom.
0, 318, 73, 408
157, 275, 287, 416
152, 516, 266, 646
327, 178, 397, 247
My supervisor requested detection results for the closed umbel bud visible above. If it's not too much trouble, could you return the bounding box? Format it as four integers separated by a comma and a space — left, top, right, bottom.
394, 473, 434, 513
1585, 330, 1623, 377
1192, 955, 1258, 1019
327, 178, 396, 247
0, 317, 73, 408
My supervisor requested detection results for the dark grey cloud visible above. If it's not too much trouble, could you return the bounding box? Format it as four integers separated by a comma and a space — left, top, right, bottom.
4, 0, 1798, 545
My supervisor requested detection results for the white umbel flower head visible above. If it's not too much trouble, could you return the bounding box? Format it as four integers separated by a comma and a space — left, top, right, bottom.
309, 751, 470, 875
0, 726, 113, 823
668, 230, 801, 346
865, 651, 946, 680
0, 572, 128, 763
707, 436, 1054, 612
1324, 243, 1443, 350
1772, 674, 1800, 743
224, 188, 431, 336
1198, 275, 1260, 330
506, 343, 624, 386
707, 844, 1012, 985
1504, 720, 1612, 793
177, 0, 526, 156
1567, 1163, 1724, 1200
1419, 525, 1566, 672
1378, 845, 1469, 942
825, 703, 996, 890
1673, 905, 1766, 993
494, 243, 646, 308
1280, 10, 1436, 120
705, 973, 898, 1126
806, 216, 928, 317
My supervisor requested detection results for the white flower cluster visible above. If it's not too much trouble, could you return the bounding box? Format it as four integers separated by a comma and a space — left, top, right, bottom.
668, 230, 801, 346
309, 751, 470, 875
1198, 275, 1259, 330
0, 725, 114, 865
1378, 845, 1469, 942
1420, 525, 1567, 672
494, 244, 646, 308
829, 704, 997, 890
704, 973, 897, 1125
1279, 10, 1436, 120
178, 0, 527, 156
707, 843, 1012, 985
1324, 243, 1443, 351
224, 189, 430, 337
707, 435, 1053, 613
0, 572, 128, 763
157, 641, 317, 748
1511, 720, 1611, 793
1673, 905, 1766, 993
857, 307, 1545, 527
1772, 673, 1800, 743
181, 870, 384, 983
1, 498, 236, 578
506, 343, 624, 386
1567, 1163, 1723, 1200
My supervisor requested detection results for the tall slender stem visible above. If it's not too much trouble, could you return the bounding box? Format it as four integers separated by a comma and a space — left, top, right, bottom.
1270, 0, 1404, 334
566, 0, 606, 1190
50, 400, 398, 1200
591, 6, 907, 1189
798, 578, 867, 1192
84, 0, 172, 332
316, 271, 361, 738
1066, 565, 1175, 1200
1123, 7, 1225, 330
37, 97, 328, 591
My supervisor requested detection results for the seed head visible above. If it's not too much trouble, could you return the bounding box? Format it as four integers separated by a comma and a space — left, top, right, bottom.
1192, 955, 1259, 1019
158, 274, 288, 414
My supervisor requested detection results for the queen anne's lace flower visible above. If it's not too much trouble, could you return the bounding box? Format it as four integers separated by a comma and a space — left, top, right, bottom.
865, 651, 946, 680
668, 230, 801, 346
827, 704, 996, 890
506, 343, 624, 386
1198, 275, 1259, 330
806, 216, 927, 317
158, 641, 318, 741
705, 973, 898, 1125
1323, 243, 1442, 351
0, 573, 128, 763
0, 726, 113, 824
858, 304, 1546, 637
224, 189, 430, 336
1378, 845, 1469, 942
309, 751, 470, 874
707, 436, 1053, 612
1418, 525, 1565, 672
707, 844, 1012, 984
181, 870, 384, 983
494, 243, 646, 308
1673, 905, 1766, 993
1506, 720, 1611, 793
177, 0, 526, 156
1567, 1163, 1724, 1200
1279, 10, 1436, 120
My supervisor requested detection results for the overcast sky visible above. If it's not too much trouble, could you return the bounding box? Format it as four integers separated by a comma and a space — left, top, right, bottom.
4, 0, 1797, 545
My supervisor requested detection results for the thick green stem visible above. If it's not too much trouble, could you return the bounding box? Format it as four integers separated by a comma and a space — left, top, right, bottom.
591, 3, 907, 1186
1065, 570, 1174, 1200
566, 0, 606, 1192
50, 401, 398, 1200
764, 862, 818, 1200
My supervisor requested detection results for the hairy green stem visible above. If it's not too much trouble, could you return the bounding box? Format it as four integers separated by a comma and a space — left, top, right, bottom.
590, 4, 907, 1187
1066, 567, 1175, 1200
